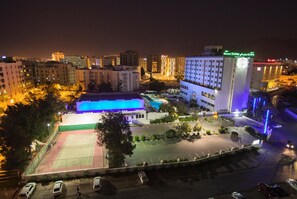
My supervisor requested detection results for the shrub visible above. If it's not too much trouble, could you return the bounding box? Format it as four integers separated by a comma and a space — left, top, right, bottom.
141, 135, 146, 142
151, 134, 157, 141
193, 124, 202, 132
165, 129, 177, 139
206, 130, 211, 135
134, 136, 140, 142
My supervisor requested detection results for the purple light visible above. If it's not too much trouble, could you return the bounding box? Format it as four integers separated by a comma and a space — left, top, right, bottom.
263, 109, 270, 134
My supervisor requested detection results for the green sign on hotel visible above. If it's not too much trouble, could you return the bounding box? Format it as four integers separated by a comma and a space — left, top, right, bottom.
223, 50, 255, 57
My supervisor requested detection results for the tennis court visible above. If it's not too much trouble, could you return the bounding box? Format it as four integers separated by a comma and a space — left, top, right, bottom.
36, 129, 105, 173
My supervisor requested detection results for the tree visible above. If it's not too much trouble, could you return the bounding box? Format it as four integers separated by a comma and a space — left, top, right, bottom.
0, 91, 65, 170
159, 103, 175, 115
95, 113, 135, 168
141, 67, 146, 77
87, 80, 96, 91
173, 122, 192, 137
148, 80, 165, 92
98, 82, 113, 92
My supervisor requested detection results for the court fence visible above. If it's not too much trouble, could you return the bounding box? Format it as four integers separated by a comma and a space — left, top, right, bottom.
23, 145, 258, 182
23, 124, 60, 176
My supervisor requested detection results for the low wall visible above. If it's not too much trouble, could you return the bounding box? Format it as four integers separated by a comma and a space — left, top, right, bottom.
147, 112, 169, 121
23, 145, 256, 182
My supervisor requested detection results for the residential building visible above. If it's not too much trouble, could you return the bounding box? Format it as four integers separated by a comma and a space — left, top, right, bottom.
62, 55, 88, 69
180, 47, 254, 113
88, 56, 101, 67
251, 60, 283, 91
21, 61, 36, 89
147, 55, 161, 73
175, 57, 185, 78
120, 50, 139, 66
0, 61, 25, 100
76, 67, 139, 92
51, 51, 65, 62
35, 62, 76, 85
103, 55, 120, 66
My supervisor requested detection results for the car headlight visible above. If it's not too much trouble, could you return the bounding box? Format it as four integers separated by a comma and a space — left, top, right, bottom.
287, 144, 290, 147
291, 145, 294, 149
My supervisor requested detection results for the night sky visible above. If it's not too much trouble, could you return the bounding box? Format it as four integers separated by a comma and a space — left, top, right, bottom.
1, 0, 297, 59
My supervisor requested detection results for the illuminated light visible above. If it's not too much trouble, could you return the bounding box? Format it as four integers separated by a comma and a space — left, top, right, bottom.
1, 56, 6, 59
253, 98, 257, 113
236, 58, 249, 69
263, 110, 270, 134
267, 59, 276, 62
223, 50, 255, 57
10, 99, 14, 104
257, 67, 261, 71
76, 99, 145, 113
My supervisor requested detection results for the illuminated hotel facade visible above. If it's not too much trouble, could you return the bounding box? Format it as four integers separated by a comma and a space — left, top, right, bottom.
180, 49, 254, 113
251, 60, 282, 91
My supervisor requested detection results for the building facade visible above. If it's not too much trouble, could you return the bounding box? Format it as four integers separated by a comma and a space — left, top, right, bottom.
0, 61, 25, 100
62, 55, 89, 69
21, 61, 36, 89
103, 55, 120, 66
175, 57, 185, 78
251, 61, 282, 91
76, 67, 139, 92
51, 51, 65, 62
35, 62, 76, 85
180, 49, 254, 112
120, 50, 139, 66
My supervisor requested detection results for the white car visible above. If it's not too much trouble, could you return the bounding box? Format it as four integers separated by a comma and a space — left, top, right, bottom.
53, 180, 64, 196
231, 191, 245, 199
93, 176, 102, 191
18, 182, 36, 199
138, 171, 149, 184
286, 178, 297, 191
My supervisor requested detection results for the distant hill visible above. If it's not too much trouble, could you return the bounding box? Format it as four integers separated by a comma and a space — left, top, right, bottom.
227, 37, 297, 60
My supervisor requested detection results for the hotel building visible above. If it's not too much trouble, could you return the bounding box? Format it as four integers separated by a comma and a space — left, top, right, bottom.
180, 47, 254, 113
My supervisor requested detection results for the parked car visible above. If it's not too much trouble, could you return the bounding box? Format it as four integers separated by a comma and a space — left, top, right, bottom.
53, 180, 64, 196
93, 176, 102, 191
270, 185, 289, 197
286, 140, 294, 149
18, 182, 36, 199
231, 191, 245, 199
286, 178, 297, 191
257, 182, 278, 199
231, 131, 239, 138
138, 171, 149, 184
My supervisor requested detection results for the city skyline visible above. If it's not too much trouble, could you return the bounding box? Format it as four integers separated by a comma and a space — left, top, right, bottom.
0, 0, 297, 59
